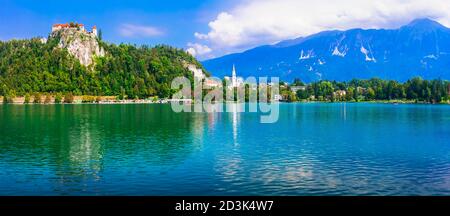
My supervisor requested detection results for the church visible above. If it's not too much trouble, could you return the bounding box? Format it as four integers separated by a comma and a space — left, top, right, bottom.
224, 65, 244, 88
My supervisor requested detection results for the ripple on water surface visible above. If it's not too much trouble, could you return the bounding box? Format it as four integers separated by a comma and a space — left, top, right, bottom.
0, 103, 450, 195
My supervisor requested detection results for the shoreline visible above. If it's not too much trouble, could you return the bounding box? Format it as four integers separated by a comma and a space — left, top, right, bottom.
1, 100, 449, 106
286, 100, 450, 105
0, 95, 168, 105
1, 95, 449, 106
0, 100, 169, 105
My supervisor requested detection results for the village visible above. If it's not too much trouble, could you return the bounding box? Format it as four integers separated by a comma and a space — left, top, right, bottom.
2, 23, 449, 105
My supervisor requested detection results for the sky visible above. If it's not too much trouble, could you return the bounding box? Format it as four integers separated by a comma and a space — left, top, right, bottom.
2, 0, 450, 60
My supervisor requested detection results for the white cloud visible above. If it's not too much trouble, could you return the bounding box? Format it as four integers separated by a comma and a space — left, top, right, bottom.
186, 42, 212, 57
119, 23, 163, 38
194, 32, 208, 40
195, 0, 450, 56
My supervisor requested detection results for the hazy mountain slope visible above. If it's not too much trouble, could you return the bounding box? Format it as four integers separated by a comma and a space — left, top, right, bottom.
203, 18, 450, 82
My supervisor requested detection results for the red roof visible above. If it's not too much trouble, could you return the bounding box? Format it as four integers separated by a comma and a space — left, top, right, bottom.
53, 23, 84, 28
53, 24, 68, 27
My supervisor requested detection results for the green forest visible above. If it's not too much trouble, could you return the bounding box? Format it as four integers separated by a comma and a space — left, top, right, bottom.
284, 77, 450, 103
1, 35, 450, 104
0, 36, 205, 100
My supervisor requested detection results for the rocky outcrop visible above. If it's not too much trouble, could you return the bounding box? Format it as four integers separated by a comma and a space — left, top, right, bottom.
184, 61, 206, 80
51, 28, 105, 67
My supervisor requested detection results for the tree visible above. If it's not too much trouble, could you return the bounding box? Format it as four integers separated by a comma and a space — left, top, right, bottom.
33, 93, 42, 103
287, 77, 450, 103
82, 95, 96, 103
98, 29, 103, 40
317, 81, 334, 101
3, 92, 15, 103
296, 89, 310, 100
353, 87, 359, 102
64, 93, 74, 103
44, 93, 52, 104
367, 87, 376, 100
346, 87, 355, 101
24, 93, 31, 104
54, 93, 63, 103
292, 78, 304, 86
118, 87, 126, 100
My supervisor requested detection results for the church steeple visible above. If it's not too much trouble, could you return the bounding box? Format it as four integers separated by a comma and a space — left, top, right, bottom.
231, 64, 237, 87
232, 64, 236, 77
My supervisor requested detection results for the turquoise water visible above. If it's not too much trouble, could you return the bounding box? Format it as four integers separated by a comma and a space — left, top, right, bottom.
0, 103, 450, 195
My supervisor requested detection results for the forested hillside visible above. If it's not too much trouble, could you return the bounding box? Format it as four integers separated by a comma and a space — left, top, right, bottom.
0, 35, 205, 99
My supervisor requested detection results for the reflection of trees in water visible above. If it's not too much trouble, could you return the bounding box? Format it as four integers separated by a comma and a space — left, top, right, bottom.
0, 104, 205, 193
97, 104, 204, 165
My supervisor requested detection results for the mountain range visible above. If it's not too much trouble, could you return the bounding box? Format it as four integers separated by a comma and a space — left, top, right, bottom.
202, 18, 450, 82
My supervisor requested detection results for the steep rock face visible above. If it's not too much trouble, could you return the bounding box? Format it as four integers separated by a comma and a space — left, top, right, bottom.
184, 61, 206, 80
51, 28, 105, 66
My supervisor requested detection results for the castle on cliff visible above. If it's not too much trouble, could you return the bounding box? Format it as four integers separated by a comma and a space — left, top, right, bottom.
52, 23, 97, 37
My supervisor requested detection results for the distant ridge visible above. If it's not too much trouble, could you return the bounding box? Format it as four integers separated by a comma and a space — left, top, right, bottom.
203, 18, 450, 82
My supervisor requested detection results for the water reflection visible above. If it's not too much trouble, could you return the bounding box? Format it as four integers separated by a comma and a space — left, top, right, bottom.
341, 103, 347, 121
227, 103, 243, 146
0, 104, 205, 194
1, 103, 450, 195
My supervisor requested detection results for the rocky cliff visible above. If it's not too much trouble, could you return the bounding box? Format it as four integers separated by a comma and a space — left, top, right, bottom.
50, 28, 105, 66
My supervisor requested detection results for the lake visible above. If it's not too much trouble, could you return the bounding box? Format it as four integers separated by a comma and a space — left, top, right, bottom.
0, 103, 450, 195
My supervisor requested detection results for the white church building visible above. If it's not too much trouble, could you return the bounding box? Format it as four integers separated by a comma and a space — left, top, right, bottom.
224, 65, 244, 88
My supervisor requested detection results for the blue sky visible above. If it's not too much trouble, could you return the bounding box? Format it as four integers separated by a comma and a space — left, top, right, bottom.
1, 0, 450, 60
0, 0, 237, 58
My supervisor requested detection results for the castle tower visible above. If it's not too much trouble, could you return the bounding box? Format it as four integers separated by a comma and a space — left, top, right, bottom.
92, 26, 98, 37
78, 24, 85, 31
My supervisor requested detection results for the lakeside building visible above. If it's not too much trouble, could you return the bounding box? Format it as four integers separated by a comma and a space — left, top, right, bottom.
334, 90, 347, 98
290, 86, 307, 93
204, 78, 222, 88
224, 65, 244, 88
357, 86, 367, 94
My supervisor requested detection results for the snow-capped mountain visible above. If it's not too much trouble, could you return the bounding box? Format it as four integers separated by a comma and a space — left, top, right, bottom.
202, 18, 450, 82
